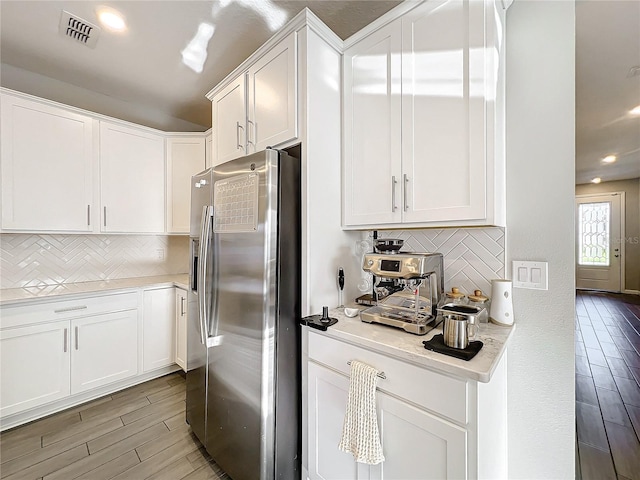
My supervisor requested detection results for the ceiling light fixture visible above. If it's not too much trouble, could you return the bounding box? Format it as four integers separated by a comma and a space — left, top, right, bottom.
601, 155, 617, 164
630, 105, 640, 116
97, 7, 126, 32
591, 177, 602, 184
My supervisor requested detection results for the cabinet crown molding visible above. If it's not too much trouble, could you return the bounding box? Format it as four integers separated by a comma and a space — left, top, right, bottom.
0, 87, 207, 138
205, 8, 342, 101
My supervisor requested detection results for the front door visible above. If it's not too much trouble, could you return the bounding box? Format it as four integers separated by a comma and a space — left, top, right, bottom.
576, 193, 623, 292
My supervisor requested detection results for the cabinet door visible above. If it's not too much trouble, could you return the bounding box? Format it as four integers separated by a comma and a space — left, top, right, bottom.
247, 32, 297, 153
70, 310, 138, 394
212, 75, 246, 166
100, 121, 165, 233
373, 391, 467, 480
308, 362, 364, 480
0, 94, 93, 232
175, 288, 187, 372
142, 288, 176, 372
0, 321, 71, 417
343, 20, 403, 226
401, 0, 488, 223
166, 136, 205, 233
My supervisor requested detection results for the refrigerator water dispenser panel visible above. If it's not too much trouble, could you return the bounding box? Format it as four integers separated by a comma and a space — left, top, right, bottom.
214, 173, 259, 233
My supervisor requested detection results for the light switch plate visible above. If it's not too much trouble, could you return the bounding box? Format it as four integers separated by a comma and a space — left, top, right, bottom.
512, 261, 548, 290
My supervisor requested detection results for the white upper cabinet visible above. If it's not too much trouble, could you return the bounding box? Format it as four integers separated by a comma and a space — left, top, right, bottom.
343, 20, 402, 226
209, 31, 298, 165
100, 121, 166, 233
0, 93, 94, 232
211, 75, 247, 166
247, 32, 297, 153
343, 0, 506, 228
166, 136, 205, 234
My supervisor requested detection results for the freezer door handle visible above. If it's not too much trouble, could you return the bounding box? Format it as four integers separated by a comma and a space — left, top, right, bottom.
197, 205, 213, 345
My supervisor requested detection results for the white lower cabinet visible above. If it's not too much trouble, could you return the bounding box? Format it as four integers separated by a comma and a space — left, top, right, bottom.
375, 391, 467, 480
0, 321, 71, 418
175, 288, 187, 372
143, 288, 176, 372
307, 361, 466, 480
70, 310, 138, 394
1, 286, 184, 429
308, 362, 361, 479
305, 330, 507, 480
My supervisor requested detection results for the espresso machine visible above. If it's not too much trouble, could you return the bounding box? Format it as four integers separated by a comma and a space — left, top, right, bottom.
360, 240, 444, 335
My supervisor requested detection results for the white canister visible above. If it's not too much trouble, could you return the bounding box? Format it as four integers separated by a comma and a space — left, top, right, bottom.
489, 279, 514, 326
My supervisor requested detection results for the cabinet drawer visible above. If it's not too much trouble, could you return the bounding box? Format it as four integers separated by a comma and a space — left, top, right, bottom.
0, 292, 139, 329
308, 332, 468, 424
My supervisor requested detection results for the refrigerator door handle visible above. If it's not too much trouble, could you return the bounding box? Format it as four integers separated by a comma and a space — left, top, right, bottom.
197, 205, 213, 345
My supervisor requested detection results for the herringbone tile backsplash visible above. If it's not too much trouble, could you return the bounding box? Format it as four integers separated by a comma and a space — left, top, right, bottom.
376, 227, 505, 296
0, 234, 189, 289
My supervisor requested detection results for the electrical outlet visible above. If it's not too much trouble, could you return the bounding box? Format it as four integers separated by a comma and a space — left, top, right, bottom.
512, 261, 548, 290
156, 248, 165, 261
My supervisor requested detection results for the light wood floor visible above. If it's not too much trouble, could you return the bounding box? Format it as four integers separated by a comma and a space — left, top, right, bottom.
576, 290, 640, 480
0, 372, 228, 480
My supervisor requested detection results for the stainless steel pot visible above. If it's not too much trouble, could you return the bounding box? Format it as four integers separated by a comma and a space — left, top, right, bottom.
437, 304, 484, 349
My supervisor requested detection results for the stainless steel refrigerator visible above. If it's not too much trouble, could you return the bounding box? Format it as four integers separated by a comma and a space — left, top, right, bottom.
186, 148, 300, 480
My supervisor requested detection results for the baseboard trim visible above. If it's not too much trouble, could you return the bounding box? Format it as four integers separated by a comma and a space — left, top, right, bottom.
623, 289, 640, 295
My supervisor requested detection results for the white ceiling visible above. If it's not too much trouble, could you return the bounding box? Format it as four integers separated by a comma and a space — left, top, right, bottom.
0, 0, 402, 130
1, 0, 638, 184
575, 0, 640, 184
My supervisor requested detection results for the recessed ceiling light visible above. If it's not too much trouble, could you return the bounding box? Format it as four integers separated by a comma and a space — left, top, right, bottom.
602, 155, 617, 164
591, 177, 602, 184
97, 7, 126, 32
630, 105, 640, 116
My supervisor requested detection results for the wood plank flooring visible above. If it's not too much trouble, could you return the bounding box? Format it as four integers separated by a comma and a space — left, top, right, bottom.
576, 290, 640, 480
0, 372, 228, 480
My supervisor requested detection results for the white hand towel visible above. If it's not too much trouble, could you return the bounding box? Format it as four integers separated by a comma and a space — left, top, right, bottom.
338, 360, 385, 464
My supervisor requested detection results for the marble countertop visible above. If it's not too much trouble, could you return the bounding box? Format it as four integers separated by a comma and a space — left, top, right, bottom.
307, 307, 514, 383
0, 274, 189, 306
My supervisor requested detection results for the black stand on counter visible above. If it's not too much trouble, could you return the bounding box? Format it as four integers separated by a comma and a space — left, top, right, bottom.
422, 334, 483, 361
300, 306, 338, 331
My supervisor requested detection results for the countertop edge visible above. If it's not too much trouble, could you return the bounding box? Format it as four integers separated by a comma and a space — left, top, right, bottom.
303, 309, 515, 383
0, 275, 190, 307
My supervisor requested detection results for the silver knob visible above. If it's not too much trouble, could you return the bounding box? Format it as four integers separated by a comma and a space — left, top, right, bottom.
368, 260, 374, 266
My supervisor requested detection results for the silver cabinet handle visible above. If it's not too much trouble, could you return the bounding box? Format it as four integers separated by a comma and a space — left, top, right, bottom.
87, 205, 91, 226
103, 206, 107, 227
247, 119, 255, 147
236, 122, 245, 150
180, 296, 186, 316
54, 305, 87, 313
64, 328, 68, 353
75, 326, 79, 350
391, 176, 397, 212
403, 174, 409, 211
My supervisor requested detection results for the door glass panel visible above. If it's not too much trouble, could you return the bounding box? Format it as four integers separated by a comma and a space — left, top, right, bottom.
578, 202, 610, 266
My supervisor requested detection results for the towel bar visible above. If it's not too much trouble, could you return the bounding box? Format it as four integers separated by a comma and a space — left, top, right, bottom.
347, 360, 386, 379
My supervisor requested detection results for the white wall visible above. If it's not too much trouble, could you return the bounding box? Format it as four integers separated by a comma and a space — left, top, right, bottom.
506, 1, 576, 478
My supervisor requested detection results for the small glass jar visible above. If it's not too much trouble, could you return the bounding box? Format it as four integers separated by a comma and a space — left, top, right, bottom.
443, 287, 467, 305
467, 290, 490, 323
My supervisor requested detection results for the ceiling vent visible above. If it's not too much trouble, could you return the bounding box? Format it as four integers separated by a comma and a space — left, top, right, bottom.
59, 10, 100, 48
